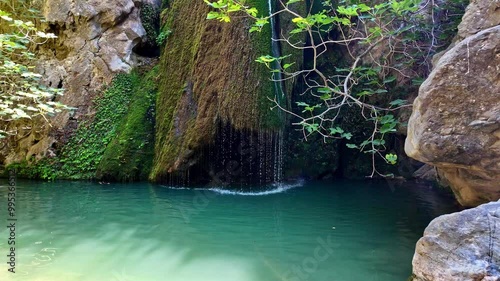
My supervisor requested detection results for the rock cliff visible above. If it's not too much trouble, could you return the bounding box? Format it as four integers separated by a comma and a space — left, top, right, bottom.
405, 0, 500, 207
0, 0, 157, 166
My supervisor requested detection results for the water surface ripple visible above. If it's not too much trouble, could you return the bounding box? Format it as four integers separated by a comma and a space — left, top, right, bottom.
0, 180, 458, 281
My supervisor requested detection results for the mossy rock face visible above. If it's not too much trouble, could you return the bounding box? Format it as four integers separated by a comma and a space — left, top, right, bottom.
284, 132, 340, 180
136, 3, 161, 57
4, 68, 158, 182
150, 0, 298, 184
96, 67, 158, 181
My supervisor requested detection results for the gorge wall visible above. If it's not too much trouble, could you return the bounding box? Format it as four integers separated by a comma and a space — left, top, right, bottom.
405, 0, 500, 207
1, 0, 485, 188
0, 0, 157, 166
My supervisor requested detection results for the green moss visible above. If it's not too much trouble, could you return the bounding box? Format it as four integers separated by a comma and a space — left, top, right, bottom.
8, 69, 158, 181
140, 4, 160, 49
247, 0, 283, 129
96, 67, 158, 181
4, 159, 58, 180
55, 73, 139, 179
150, 0, 288, 182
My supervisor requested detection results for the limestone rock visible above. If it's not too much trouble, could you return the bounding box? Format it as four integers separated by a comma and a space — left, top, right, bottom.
405, 0, 500, 207
413, 164, 437, 182
412, 200, 500, 281
1, 0, 153, 165
457, 0, 500, 39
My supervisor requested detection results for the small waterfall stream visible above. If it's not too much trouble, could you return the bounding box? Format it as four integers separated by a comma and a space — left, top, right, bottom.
268, 0, 284, 184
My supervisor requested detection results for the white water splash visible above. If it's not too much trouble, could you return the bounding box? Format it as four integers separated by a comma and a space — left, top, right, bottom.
163, 180, 304, 196
208, 181, 302, 196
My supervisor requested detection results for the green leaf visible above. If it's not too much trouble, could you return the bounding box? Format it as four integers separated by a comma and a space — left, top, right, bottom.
206, 11, 220, 20
346, 143, 358, 149
412, 77, 424, 85
389, 99, 407, 107
246, 8, 258, 17
383, 76, 396, 84
372, 139, 386, 146
317, 87, 332, 94
374, 89, 388, 94
255, 55, 276, 63
385, 153, 398, 165
320, 93, 330, 101
357, 90, 373, 97
341, 132, 353, 140
337, 5, 359, 16
303, 123, 319, 133
329, 127, 344, 135
380, 123, 397, 134
379, 114, 395, 124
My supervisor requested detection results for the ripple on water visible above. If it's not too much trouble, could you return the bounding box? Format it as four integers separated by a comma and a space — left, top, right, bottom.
0, 179, 458, 281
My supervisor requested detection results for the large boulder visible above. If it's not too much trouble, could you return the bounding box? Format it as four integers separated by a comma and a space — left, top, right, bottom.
405, 0, 500, 207
412, 200, 500, 281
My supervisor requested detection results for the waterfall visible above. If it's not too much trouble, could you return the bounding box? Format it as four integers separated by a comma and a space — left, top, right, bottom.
198, 2, 286, 188
268, 0, 285, 183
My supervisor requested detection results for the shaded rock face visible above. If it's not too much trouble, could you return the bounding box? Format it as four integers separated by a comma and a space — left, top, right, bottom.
0, 0, 158, 165
405, 0, 500, 207
412, 200, 500, 281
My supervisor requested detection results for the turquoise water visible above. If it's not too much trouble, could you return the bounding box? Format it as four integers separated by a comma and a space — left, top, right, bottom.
0, 180, 458, 281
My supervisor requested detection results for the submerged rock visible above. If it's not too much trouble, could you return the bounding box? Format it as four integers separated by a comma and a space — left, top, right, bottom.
405, 0, 500, 207
412, 200, 500, 281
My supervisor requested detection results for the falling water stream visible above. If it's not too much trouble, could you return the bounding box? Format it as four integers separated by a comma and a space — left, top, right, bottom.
268, 0, 285, 184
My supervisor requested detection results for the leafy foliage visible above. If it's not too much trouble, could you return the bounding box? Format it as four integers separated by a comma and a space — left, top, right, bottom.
0, 8, 72, 137
57, 74, 136, 179
156, 28, 172, 45
140, 4, 161, 49
204, 0, 466, 176
9, 69, 157, 181
96, 67, 158, 181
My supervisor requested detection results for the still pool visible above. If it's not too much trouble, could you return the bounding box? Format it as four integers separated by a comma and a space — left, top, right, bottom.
0, 180, 458, 281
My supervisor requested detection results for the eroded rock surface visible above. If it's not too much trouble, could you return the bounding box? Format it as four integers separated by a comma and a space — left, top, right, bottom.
1, 0, 156, 165
412, 200, 500, 281
405, 0, 500, 207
